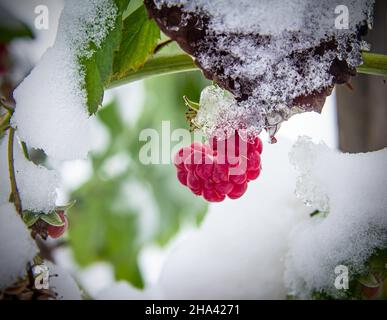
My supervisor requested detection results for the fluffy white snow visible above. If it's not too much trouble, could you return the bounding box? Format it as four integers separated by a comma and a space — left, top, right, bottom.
46, 261, 83, 300
285, 137, 387, 298
0, 203, 38, 290
0, 133, 59, 213
157, 0, 372, 36
11, 0, 118, 161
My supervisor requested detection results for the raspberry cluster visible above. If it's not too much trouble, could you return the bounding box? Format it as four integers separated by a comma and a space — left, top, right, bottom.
174, 131, 262, 202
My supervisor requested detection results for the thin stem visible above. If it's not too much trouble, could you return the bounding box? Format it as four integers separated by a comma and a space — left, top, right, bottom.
0, 97, 15, 113
153, 39, 173, 54
358, 52, 387, 77
0, 112, 11, 133
8, 128, 23, 215
108, 54, 198, 89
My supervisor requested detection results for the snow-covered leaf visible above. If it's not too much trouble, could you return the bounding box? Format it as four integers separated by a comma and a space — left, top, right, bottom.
82, 0, 131, 115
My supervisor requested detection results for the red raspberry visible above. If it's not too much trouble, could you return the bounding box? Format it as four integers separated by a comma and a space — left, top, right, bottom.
203, 188, 225, 202
177, 169, 188, 186
174, 131, 263, 202
228, 182, 248, 199
47, 211, 68, 239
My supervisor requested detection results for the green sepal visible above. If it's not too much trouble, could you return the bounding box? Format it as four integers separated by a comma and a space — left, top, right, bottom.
358, 273, 381, 288
56, 200, 76, 211
40, 211, 65, 227
22, 211, 40, 227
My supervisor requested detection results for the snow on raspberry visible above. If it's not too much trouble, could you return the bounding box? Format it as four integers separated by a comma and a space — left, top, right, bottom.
146, 0, 374, 137
174, 130, 262, 202
11, 0, 118, 161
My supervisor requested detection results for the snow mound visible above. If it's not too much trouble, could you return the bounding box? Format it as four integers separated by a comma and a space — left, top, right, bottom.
157, 138, 310, 299
0, 204, 38, 290
285, 137, 387, 298
12, 0, 118, 161
0, 133, 58, 213
46, 262, 83, 300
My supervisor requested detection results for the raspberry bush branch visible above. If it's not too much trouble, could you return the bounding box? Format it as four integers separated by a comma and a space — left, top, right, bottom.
107, 52, 387, 90
358, 52, 387, 77
7, 127, 22, 215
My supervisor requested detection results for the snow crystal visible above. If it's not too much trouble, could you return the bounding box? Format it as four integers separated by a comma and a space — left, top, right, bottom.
46, 261, 83, 300
152, 0, 374, 137
0, 204, 38, 290
157, 138, 310, 299
12, 0, 118, 161
195, 85, 263, 138
285, 137, 387, 298
0, 133, 59, 213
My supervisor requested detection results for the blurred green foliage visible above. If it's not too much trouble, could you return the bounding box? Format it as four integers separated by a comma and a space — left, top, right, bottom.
0, 3, 34, 44
68, 67, 210, 287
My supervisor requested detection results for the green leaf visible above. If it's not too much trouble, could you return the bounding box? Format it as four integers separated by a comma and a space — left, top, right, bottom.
56, 200, 77, 211
22, 211, 40, 227
40, 211, 65, 227
68, 178, 144, 288
111, 5, 160, 79
0, 4, 34, 43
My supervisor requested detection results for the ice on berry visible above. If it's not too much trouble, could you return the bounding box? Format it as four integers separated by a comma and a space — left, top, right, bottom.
0, 133, 59, 213
285, 136, 387, 298
11, 0, 118, 161
147, 0, 374, 137
0, 203, 38, 290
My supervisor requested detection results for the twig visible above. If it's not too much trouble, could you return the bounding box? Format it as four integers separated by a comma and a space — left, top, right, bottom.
0, 97, 15, 113
8, 127, 23, 215
153, 39, 173, 54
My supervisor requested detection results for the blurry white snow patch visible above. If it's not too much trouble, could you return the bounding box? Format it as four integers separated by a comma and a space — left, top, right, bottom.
12, 0, 118, 161
0, 204, 38, 290
158, 138, 310, 299
95, 281, 158, 300
0, 133, 58, 212
46, 261, 82, 300
285, 137, 387, 298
